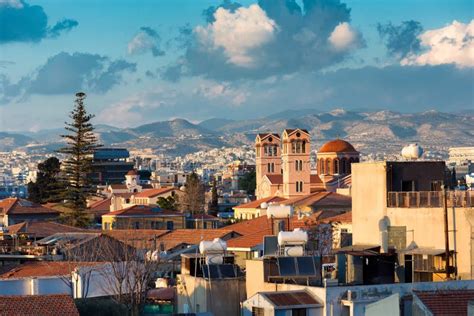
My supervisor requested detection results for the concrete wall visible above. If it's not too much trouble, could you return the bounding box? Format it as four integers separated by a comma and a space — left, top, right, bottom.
364, 293, 399, 316
351, 162, 388, 250
0, 277, 70, 295
352, 162, 474, 278
177, 274, 246, 315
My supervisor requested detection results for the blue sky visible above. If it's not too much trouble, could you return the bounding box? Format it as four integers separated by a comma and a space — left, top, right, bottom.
0, 0, 473, 131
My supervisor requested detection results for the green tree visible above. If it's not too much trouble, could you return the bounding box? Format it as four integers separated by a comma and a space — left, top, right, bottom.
179, 172, 205, 214
27, 157, 63, 204
58, 92, 101, 227
209, 178, 219, 214
239, 170, 256, 194
156, 196, 177, 210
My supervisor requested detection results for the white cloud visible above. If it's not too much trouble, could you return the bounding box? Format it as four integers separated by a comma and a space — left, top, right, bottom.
97, 91, 168, 127
401, 20, 474, 68
195, 4, 277, 68
128, 33, 153, 55
0, 0, 23, 8
193, 81, 248, 106
328, 22, 360, 51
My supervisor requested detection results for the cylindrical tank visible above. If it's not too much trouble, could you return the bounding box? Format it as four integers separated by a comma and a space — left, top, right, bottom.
205, 254, 224, 265
284, 246, 304, 257
401, 143, 423, 160
266, 204, 293, 219
199, 238, 227, 254
278, 228, 308, 245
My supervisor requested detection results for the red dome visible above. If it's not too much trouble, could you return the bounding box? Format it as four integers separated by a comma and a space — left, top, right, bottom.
126, 169, 138, 176
318, 139, 357, 153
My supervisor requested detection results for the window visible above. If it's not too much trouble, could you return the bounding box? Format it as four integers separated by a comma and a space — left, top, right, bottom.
252, 307, 264, 316
296, 181, 304, 192
134, 222, 140, 229
166, 221, 174, 230
292, 308, 307, 316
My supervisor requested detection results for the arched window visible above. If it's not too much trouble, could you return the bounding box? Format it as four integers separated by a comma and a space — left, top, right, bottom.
341, 158, 347, 174
302, 141, 306, 153
326, 159, 331, 175
300, 160, 303, 171
334, 159, 339, 174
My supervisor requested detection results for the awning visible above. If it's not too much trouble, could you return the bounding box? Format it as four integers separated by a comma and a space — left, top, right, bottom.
335, 244, 381, 256
400, 247, 449, 256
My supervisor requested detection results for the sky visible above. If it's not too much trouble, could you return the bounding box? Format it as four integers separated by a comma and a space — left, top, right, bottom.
0, 0, 473, 131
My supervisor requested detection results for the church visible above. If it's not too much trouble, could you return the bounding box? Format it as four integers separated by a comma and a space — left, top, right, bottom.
255, 128, 359, 200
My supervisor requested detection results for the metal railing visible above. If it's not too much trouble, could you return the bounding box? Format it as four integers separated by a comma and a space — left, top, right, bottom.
387, 191, 474, 208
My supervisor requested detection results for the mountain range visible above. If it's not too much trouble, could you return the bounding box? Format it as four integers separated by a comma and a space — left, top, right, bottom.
1, 109, 473, 157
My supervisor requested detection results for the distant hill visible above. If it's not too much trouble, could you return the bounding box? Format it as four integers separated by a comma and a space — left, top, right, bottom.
0, 132, 35, 151
198, 118, 235, 131
1, 110, 473, 156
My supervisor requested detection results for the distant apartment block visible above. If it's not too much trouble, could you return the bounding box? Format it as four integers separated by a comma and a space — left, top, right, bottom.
90, 148, 134, 184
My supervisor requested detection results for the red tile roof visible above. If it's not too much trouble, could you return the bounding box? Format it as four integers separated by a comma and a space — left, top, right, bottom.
134, 187, 175, 198
266, 174, 283, 185
225, 210, 343, 249
310, 174, 323, 184
0, 261, 100, 279
318, 139, 357, 153
103, 205, 183, 217
233, 196, 287, 209
88, 198, 111, 212
155, 229, 239, 250
415, 290, 474, 316
109, 184, 128, 190
280, 192, 351, 208
0, 294, 79, 316
0, 198, 59, 216
319, 211, 352, 224
103, 229, 170, 249
5, 221, 85, 238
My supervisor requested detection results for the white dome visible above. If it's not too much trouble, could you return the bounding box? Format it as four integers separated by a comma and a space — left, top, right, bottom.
402, 143, 423, 160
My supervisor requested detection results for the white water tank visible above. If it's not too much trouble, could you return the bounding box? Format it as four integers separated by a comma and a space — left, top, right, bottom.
199, 238, 227, 254
278, 228, 308, 245
401, 144, 423, 160
205, 254, 224, 265
266, 204, 293, 219
284, 246, 304, 257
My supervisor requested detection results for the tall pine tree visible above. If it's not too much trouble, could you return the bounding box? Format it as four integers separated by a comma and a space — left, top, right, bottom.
58, 92, 101, 227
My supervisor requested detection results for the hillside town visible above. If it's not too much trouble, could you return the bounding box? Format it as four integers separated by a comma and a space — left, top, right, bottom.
1, 0, 473, 315
1, 120, 474, 315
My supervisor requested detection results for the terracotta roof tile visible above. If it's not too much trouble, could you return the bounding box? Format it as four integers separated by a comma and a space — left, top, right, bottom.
155, 229, 239, 250
319, 211, 352, 224
0, 294, 79, 316
103, 229, 170, 249
310, 174, 323, 184
0, 198, 58, 216
233, 196, 287, 209
5, 221, 85, 238
265, 174, 283, 185
318, 139, 357, 153
133, 187, 175, 198
0, 261, 100, 279
280, 192, 351, 208
88, 198, 111, 212
103, 205, 184, 217
415, 290, 474, 316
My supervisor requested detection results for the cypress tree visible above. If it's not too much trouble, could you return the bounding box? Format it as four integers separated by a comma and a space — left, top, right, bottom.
58, 92, 101, 227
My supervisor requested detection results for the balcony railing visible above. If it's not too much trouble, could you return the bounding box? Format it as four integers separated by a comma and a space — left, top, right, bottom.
387, 190, 474, 208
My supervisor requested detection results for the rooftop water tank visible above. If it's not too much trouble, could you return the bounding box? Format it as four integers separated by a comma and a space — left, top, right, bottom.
266, 204, 293, 219
278, 228, 308, 245
199, 238, 227, 254
401, 143, 423, 160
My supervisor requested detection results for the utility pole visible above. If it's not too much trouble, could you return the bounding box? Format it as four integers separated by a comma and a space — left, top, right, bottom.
442, 184, 450, 280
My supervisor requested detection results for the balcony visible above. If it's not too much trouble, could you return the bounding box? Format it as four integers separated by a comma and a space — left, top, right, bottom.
387, 190, 474, 208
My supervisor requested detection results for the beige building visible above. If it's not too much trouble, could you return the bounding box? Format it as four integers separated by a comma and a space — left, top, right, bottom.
351, 161, 474, 281
255, 130, 359, 200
